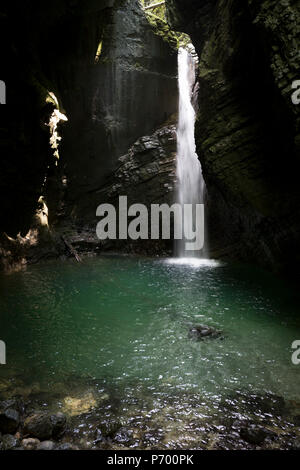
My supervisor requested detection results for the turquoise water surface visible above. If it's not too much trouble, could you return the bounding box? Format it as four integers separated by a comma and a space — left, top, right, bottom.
0, 256, 299, 448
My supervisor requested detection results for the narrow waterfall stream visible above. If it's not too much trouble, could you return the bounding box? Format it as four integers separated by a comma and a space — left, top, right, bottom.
176, 47, 206, 258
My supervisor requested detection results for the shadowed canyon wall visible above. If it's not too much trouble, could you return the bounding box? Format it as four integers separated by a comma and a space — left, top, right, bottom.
0, 0, 178, 268
166, 0, 300, 275
0, 0, 117, 237
55, 0, 178, 227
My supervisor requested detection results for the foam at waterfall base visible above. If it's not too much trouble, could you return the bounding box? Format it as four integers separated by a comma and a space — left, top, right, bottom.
165, 258, 223, 268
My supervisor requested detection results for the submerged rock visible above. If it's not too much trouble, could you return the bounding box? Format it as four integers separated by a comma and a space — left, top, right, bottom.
94, 428, 104, 445
21, 438, 40, 450
37, 440, 55, 451
0, 408, 20, 434
24, 413, 53, 440
222, 391, 286, 417
0, 434, 20, 450
292, 415, 300, 426
50, 412, 67, 439
0, 398, 22, 412
188, 325, 223, 341
56, 443, 79, 451
291, 440, 300, 451
23, 412, 66, 440
113, 427, 134, 446
63, 393, 97, 417
240, 425, 275, 446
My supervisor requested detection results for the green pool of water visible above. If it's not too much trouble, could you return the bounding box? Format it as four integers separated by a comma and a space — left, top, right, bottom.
0, 256, 300, 447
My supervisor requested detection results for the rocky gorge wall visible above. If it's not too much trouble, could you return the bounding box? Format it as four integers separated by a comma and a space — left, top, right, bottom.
54, 0, 178, 228
0, 0, 178, 270
166, 0, 300, 275
1, 0, 300, 274
1, 0, 118, 238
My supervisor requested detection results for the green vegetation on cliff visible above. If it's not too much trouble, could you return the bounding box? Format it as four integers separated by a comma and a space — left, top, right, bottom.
140, 0, 189, 49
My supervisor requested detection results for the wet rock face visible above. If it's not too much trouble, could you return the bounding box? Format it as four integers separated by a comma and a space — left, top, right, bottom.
23, 412, 66, 441
59, 0, 178, 227
0, 0, 178, 248
0, 0, 115, 237
97, 124, 177, 208
0, 408, 20, 434
240, 425, 274, 446
166, 0, 300, 274
65, 124, 178, 256
23, 414, 54, 441
0, 434, 20, 450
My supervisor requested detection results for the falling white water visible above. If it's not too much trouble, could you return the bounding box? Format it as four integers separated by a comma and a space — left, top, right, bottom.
176, 47, 206, 258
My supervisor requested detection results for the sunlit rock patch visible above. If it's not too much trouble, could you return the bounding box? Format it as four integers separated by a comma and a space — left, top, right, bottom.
63, 392, 100, 417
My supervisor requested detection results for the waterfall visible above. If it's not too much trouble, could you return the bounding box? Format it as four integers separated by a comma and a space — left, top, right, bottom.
176, 47, 206, 258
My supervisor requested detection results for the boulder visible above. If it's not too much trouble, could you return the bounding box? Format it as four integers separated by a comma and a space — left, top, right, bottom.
21, 438, 40, 450
240, 425, 274, 446
37, 440, 55, 451
0, 408, 20, 434
1, 434, 20, 450
56, 442, 79, 451
24, 413, 53, 440
291, 440, 300, 451
50, 412, 67, 438
188, 325, 223, 341
0, 399, 20, 411
23, 412, 66, 440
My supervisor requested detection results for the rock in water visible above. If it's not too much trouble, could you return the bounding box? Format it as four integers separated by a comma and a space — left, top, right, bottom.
24, 413, 53, 440
24, 412, 66, 440
21, 438, 40, 450
188, 325, 223, 341
292, 440, 300, 451
240, 425, 272, 446
37, 441, 55, 451
56, 443, 79, 451
1, 434, 20, 450
50, 412, 67, 438
0, 408, 20, 434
